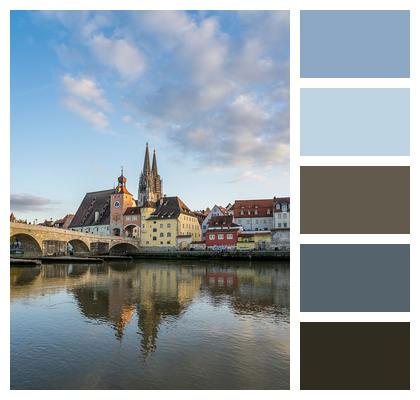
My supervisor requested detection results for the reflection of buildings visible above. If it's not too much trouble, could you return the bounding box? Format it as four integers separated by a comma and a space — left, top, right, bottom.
203, 267, 289, 319
70, 264, 202, 355
11, 262, 289, 355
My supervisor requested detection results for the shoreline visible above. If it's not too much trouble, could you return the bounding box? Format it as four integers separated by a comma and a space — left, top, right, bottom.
10, 250, 290, 266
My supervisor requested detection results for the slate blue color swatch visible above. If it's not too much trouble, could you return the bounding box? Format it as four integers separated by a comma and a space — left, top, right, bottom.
300, 88, 410, 156
300, 244, 410, 312
300, 11, 410, 78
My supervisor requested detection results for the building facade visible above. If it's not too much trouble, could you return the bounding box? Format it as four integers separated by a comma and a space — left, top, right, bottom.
273, 197, 290, 229
205, 215, 241, 250
69, 172, 136, 236
123, 207, 141, 238
237, 231, 272, 251
201, 205, 227, 240
141, 196, 201, 247
232, 199, 274, 231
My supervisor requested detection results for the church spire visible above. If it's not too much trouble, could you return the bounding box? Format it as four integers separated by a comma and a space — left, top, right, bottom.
143, 143, 151, 174
152, 149, 158, 176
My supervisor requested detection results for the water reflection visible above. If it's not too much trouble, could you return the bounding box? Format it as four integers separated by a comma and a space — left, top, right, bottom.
11, 261, 289, 389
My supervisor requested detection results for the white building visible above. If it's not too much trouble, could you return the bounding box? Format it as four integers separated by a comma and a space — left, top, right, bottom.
232, 199, 274, 231
201, 205, 227, 240
273, 197, 290, 229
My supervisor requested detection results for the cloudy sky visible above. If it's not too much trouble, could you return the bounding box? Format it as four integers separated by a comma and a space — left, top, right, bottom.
11, 11, 289, 222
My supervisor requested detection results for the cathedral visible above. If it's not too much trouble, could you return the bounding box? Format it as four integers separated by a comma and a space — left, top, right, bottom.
70, 143, 200, 245
138, 143, 163, 207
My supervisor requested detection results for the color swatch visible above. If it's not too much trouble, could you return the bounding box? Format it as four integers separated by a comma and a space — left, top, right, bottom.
300, 89, 410, 156
300, 322, 410, 390
300, 166, 410, 234
300, 244, 410, 312
300, 11, 410, 78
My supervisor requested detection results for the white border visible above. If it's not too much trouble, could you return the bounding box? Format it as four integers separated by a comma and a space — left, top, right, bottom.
2, 0, 419, 398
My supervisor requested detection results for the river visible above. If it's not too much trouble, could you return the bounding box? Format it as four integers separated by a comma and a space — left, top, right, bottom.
10, 260, 289, 389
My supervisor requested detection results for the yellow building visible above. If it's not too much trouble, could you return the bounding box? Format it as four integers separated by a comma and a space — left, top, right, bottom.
141, 196, 201, 247
237, 231, 272, 251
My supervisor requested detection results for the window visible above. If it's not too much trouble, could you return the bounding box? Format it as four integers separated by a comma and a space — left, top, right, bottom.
278, 223, 281, 227
267, 209, 271, 215
218, 234, 224, 240
255, 210, 258, 215
152, 236, 157, 241
276, 203, 280, 210
160, 223, 163, 228
160, 233, 164, 237
167, 241, 171, 244
153, 228, 157, 232
160, 241, 163, 245
227, 234, 233, 240
209, 234, 215, 240
167, 232, 171, 237
283, 223, 287, 228
167, 223, 171, 228
240, 210, 244, 215
283, 213, 288, 218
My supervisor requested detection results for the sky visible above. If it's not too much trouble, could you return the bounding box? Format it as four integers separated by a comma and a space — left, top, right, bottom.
10, 11, 290, 222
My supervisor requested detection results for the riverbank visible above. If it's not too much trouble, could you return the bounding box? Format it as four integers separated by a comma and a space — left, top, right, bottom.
132, 250, 289, 261
10, 250, 289, 266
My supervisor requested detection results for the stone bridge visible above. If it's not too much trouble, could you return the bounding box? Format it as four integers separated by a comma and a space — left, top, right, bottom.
10, 222, 140, 257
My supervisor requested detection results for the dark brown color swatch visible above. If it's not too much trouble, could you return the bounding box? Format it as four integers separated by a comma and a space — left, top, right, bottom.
300, 322, 410, 390
300, 166, 410, 234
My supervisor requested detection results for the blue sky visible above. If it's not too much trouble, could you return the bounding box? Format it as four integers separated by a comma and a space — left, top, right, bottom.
10, 11, 290, 222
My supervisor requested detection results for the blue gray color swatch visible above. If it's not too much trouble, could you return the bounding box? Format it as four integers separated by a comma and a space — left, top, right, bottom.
300, 244, 410, 312
300, 88, 410, 156
300, 11, 410, 78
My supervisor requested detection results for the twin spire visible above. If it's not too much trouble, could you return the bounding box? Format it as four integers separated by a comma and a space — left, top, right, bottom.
143, 143, 158, 176
138, 142, 163, 206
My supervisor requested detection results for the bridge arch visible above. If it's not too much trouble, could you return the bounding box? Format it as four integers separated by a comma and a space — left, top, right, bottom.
123, 224, 139, 238
67, 239, 90, 256
109, 242, 139, 256
10, 233, 42, 257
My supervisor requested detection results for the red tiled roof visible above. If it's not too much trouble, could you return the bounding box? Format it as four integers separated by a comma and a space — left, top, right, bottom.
233, 199, 274, 218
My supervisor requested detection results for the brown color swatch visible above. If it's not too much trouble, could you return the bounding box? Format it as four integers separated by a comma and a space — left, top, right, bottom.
300, 322, 410, 390
300, 166, 410, 234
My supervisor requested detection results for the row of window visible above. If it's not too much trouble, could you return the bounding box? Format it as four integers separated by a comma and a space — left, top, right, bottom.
275, 203, 289, 211
149, 239, 172, 245
208, 233, 234, 240
150, 232, 172, 237
124, 215, 138, 221
240, 209, 271, 216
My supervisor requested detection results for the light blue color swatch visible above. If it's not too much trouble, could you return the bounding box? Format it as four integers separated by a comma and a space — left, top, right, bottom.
301, 10, 410, 78
301, 88, 410, 156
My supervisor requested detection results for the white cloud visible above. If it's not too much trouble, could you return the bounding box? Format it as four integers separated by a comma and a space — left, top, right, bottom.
62, 74, 112, 112
90, 34, 146, 80
61, 75, 111, 129
64, 97, 109, 129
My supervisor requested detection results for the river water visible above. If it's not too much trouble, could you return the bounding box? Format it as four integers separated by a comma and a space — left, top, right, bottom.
10, 260, 289, 389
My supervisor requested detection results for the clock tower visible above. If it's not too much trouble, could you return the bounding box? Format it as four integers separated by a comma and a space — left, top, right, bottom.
110, 168, 136, 236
